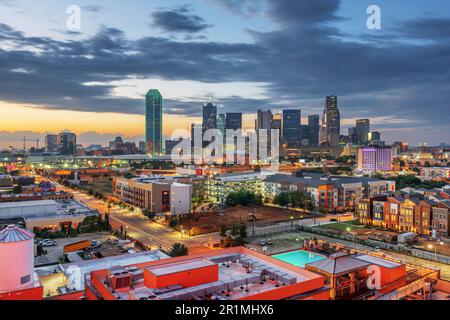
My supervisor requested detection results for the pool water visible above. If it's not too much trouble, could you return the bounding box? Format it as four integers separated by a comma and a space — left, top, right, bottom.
272, 250, 326, 268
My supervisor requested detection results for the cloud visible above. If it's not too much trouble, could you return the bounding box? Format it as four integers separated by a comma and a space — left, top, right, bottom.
82, 5, 102, 13
151, 5, 212, 33
0, 1, 450, 145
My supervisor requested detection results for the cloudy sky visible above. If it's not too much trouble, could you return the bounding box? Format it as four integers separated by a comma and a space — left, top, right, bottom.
1, 0, 450, 147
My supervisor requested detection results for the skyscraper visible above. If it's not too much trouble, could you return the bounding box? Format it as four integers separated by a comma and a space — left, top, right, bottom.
145, 89, 163, 155
202, 103, 217, 148
57, 130, 76, 155
271, 113, 282, 131
256, 109, 273, 130
282, 109, 301, 147
202, 103, 217, 135
356, 119, 370, 145
320, 96, 340, 146
225, 113, 242, 130
217, 113, 226, 140
45, 134, 58, 152
348, 127, 358, 145
307, 114, 320, 146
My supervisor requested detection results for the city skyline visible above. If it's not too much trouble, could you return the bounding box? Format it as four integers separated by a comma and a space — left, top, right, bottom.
1, 0, 450, 147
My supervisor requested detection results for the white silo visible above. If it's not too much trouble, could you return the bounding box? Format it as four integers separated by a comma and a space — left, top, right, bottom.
0, 225, 35, 293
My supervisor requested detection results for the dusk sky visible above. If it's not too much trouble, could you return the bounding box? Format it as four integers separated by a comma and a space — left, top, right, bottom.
1, 0, 450, 147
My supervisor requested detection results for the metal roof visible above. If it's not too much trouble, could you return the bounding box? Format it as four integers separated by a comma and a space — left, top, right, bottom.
0, 225, 34, 243
305, 256, 370, 276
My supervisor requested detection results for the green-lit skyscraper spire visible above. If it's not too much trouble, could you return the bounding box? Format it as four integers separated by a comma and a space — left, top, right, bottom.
145, 89, 163, 155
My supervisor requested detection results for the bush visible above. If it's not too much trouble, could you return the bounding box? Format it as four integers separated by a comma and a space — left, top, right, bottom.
169, 218, 179, 228
143, 210, 156, 221
170, 243, 188, 257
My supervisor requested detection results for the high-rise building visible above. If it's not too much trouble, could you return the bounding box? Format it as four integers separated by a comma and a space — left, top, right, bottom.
217, 113, 226, 137
356, 119, 370, 145
202, 103, 217, 135
202, 102, 217, 148
271, 113, 282, 131
348, 127, 358, 145
57, 130, 77, 155
145, 89, 163, 155
370, 131, 381, 142
256, 109, 273, 130
109, 136, 124, 150
282, 109, 301, 147
307, 114, 320, 146
357, 146, 393, 173
45, 134, 58, 152
139, 141, 146, 153
225, 113, 242, 130
320, 96, 340, 146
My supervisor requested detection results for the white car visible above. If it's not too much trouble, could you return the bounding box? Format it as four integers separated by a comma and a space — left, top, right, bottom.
40, 240, 56, 247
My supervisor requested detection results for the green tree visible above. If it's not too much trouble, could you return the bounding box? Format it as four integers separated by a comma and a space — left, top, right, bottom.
143, 209, 156, 221
170, 243, 188, 257
290, 191, 306, 211
225, 190, 262, 207
273, 192, 290, 208
169, 218, 179, 228
219, 224, 227, 237
12, 185, 22, 194
124, 172, 133, 179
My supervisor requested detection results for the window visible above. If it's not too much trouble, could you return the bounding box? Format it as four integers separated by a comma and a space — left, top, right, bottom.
20, 274, 31, 284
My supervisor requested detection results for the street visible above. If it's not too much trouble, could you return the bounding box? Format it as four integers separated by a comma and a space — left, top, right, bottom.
53, 180, 218, 254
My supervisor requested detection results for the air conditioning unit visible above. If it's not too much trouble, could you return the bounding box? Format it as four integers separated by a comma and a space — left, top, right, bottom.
107, 267, 133, 290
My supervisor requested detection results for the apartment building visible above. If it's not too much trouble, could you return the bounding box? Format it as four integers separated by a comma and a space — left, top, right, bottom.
262, 173, 395, 212
113, 176, 191, 216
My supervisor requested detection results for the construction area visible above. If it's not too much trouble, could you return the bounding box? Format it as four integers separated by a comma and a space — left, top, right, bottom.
181, 205, 315, 235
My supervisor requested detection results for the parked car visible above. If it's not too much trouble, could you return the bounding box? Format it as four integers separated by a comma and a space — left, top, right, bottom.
89, 240, 102, 249
258, 239, 273, 246
329, 218, 338, 222
40, 240, 56, 247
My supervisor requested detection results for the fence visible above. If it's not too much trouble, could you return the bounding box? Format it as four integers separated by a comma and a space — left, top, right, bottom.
250, 222, 450, 266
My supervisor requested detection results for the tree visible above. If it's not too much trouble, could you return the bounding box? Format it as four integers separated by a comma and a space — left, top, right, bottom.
290, 191, 306, 211
170, 243, 188, 257
12, 185, 22, 194
239, 223, 247, 238
219, 224, 227, 237
169, 218, 179, 228
273, 192, 290, 208
225, 190, 262, 207
124, 172, 133, 179
143, 209, 156, 221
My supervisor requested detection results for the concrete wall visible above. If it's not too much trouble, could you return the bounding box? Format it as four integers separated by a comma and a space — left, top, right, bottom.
170, 183, 191, 215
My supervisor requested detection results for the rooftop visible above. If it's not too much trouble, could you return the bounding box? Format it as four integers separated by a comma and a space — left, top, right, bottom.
263, 173, 389, 188
88, 247, 325, 301
354, 255, 402, 269
305, 256, 371, 276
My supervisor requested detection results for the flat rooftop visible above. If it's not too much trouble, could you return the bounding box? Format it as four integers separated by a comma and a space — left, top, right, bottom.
0, 199, 57, 209
146, 258, 214, 277
89, 248, 325, 301
355, 254, 402, 269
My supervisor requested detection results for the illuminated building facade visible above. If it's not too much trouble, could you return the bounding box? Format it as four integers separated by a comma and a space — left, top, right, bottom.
145, 89, 163, 155
357, 146, 393, 173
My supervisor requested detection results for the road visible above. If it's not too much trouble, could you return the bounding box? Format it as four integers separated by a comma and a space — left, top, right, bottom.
51, 181, 218, 254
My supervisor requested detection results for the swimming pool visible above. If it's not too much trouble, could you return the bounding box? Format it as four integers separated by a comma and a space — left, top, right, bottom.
272, 250, 326, 268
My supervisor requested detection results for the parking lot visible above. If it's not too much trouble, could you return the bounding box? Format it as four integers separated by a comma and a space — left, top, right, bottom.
35, 232, 117, 266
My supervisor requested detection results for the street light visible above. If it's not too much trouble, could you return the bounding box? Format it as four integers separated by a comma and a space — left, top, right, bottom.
347, 227, 355, 243
428, 242, 444, 269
